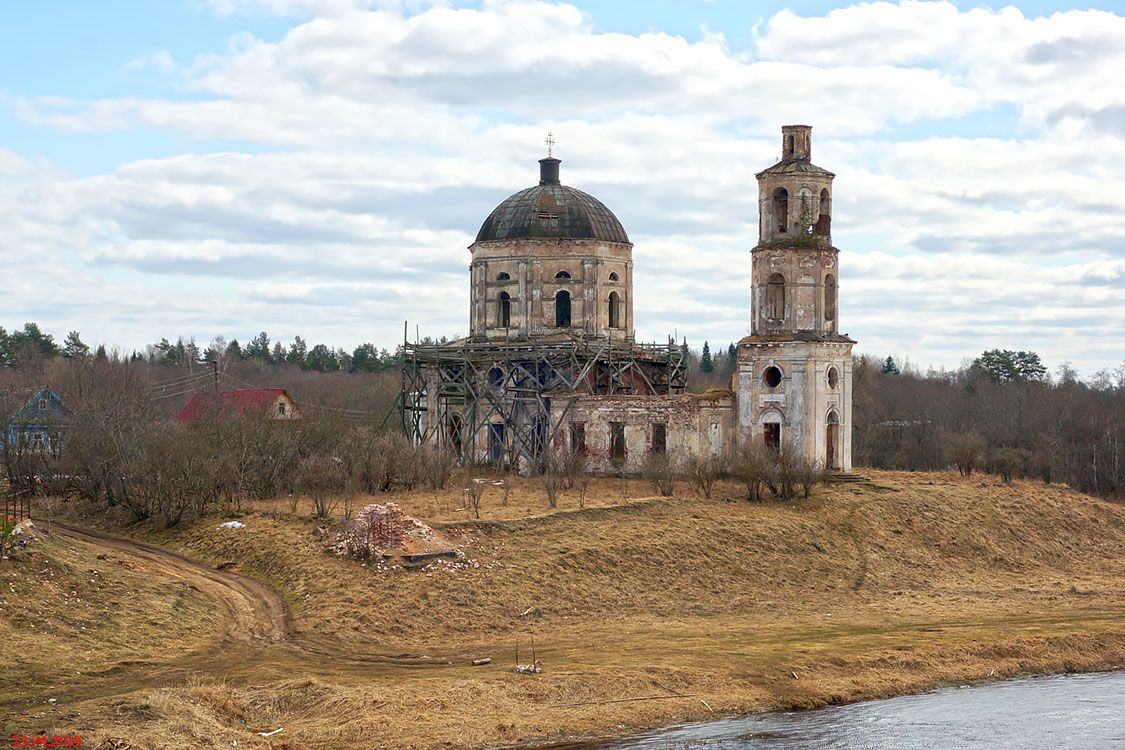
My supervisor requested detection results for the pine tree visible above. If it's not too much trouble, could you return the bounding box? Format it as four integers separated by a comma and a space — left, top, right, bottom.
94, 344, 108, 361
287, 336, 308, 368
881, 356, 900, 375
62, 331, 90, 359
245, 331, 272, 363
727, 342, 736, 360
700, 341, 714, 373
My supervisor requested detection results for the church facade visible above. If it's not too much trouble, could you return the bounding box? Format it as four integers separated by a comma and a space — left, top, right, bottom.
405, 125, 853, 474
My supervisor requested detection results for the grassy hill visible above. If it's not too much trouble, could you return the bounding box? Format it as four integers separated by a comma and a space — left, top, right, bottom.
4, 471, 1123, 749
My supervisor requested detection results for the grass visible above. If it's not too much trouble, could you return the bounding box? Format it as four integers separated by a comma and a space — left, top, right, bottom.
3, 470, 1123, 748
0, 527, 221, 704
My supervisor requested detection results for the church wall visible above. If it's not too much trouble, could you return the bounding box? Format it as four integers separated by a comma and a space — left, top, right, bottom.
735, 340, 853, 471
560, 393, 734, 475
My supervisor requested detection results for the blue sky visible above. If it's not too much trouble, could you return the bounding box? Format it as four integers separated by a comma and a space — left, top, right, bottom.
2, 0, 1123, 375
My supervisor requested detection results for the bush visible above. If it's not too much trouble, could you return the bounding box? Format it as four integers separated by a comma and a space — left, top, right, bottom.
948, 432, 986, 477
734, 444, 772, 501
684, 452, 726, 499
641, 452, 678, 497
989, 447, 1027, 484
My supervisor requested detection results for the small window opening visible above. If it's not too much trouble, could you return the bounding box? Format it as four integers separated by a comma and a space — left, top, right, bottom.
767, 273, 785, 320
651, 423, 667, 454
488, 423, 506, 464
488, 367, 503, 386
827, 366, 839, 389
763, 366, 782, 389
539, 212, 560, 230
764, 422, 781, 450
449, 414, 463, 457
816, 188, 831, 235
608, 271, 619, 282
610, 422, 626, 464
277, 401, 287, 416
785, 135, 794, 157
824, 275, 836, 322
498, 291, 511, 327
31, 432, 45, 452
569, 422, 586, 454
608, 291, 621, 329
773, 188, 789, 234
555, 290, 571, 327
496, 272, 510, 281
554, 270, 571, 279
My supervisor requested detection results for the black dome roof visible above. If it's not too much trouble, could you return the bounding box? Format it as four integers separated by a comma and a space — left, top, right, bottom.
474, 158, 630, 245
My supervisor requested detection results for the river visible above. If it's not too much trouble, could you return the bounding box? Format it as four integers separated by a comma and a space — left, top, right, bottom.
588, 671, 1124, 749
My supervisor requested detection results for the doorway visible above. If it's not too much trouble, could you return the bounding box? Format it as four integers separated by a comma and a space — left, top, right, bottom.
826, 411, 840, 470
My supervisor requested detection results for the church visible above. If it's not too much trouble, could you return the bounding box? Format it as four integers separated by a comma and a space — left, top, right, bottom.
402, 125, 853, 474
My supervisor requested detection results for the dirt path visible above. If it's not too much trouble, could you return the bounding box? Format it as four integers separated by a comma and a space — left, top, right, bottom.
1, 523, 466, 715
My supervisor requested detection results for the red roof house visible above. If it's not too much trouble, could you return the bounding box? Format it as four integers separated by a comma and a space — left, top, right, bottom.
176, 389, 302, 425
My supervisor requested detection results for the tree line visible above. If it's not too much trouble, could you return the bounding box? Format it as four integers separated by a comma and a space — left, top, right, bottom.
0, 322, 415, 374
854, 351, 1124, 498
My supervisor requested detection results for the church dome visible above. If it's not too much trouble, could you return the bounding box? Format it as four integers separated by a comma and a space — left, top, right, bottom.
474, 158, 630, 244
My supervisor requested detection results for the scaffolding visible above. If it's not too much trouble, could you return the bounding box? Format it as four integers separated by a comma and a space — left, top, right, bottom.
401, 331, 685, 469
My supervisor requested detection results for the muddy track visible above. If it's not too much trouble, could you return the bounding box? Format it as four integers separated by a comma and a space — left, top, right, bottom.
1, 522, 465, 715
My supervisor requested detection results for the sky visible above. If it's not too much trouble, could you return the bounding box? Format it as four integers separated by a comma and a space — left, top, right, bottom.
2, 0, 1123, 375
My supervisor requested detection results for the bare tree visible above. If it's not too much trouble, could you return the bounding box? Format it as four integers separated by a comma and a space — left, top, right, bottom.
466, 478, 488, 519
296, 454, 347, 519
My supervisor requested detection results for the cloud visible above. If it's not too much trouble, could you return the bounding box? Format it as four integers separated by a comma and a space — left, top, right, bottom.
2, 1, 1124, 373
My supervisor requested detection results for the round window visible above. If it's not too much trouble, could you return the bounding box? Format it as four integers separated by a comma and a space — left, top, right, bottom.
827, 366, 839, 389
763, 366, 782, 388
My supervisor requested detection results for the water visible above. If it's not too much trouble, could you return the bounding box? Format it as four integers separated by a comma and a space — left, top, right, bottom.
590, 672, 1125, 749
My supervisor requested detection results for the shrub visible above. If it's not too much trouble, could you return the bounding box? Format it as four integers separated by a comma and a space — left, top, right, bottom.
684, 452, 726, 499
948, 432, 986, 477
641, 452, 678, 497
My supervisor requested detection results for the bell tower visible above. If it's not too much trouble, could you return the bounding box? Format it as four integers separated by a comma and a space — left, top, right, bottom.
737, 125, 856, 471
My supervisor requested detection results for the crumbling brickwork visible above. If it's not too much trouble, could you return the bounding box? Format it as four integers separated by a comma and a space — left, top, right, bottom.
736, 125, 856, 471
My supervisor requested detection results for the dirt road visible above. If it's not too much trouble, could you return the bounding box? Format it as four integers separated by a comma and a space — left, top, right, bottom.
2, 523, 464, 715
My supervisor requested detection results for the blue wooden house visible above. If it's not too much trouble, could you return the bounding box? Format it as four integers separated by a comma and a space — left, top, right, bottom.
4, 387, 70, 455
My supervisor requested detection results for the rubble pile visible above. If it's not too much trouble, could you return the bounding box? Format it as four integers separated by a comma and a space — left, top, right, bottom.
333, 503, 458, 560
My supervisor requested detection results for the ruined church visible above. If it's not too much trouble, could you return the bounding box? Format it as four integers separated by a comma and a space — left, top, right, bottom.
403, 125, 854, 473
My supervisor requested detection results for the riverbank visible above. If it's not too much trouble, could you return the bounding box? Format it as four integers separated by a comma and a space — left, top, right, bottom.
574, 671, 1125, 749
3, 471, 1123, 748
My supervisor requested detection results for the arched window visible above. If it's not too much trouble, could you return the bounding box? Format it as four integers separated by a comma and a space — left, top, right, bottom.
772, 188, 788, 233
763, 366, 783, 389
785, 135, 794, 158
608, 272, 619, 282
767, 273, 785, 320
608, 291, 621, 329
555, 290, 571, 327
824, 274, 836, 322
497, 291, 511, 327
816, 188, 831, 235
488, 367, 503, 385
827, 366, 839, 389
496, 272, 510, 281
554, 270, 571, 280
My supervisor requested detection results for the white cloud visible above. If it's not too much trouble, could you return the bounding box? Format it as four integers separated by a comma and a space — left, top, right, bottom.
2, 1, 1124, 373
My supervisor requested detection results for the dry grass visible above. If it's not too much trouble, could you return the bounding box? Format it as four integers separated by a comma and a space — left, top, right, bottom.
0, 529, 221, 703
7, 470, 1125, 749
